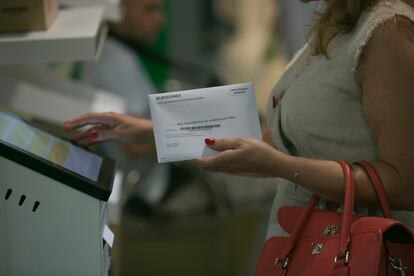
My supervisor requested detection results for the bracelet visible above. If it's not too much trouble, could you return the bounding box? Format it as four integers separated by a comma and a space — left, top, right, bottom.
293, 166, 300, 190
293, 171, 300, 181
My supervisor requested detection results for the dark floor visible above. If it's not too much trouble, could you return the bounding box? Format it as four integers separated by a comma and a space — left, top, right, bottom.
111, 209, 267, 276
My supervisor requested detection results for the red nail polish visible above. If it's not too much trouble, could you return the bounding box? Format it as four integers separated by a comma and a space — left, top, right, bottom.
205, 138, 216, 145
89, 131, 98, 139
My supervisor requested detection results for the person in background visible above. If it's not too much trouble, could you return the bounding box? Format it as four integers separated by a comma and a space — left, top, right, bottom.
65, 0, 414, 248
81, 0, 165, 118
79, 0, 168, 207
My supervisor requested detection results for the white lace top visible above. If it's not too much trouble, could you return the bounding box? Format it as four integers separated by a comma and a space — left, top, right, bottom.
265, 0, 414, 237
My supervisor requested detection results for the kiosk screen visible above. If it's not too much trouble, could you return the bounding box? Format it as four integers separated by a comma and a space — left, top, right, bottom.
0, 112, 103, 181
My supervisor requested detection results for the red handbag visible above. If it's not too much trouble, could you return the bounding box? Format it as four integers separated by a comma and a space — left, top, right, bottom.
254, 160, 414, 276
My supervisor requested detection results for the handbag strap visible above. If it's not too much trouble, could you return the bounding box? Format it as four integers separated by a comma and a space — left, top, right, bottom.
278, 161, 355, 266
279, 195, 320, 259
354, 160, 391, 218
337, 160, 355, 259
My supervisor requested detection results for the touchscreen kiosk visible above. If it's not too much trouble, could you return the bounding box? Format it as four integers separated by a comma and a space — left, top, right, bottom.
0, 111, 115, 276
0, 112, 114, 200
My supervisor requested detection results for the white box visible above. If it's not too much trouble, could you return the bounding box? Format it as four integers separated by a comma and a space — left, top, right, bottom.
0, 66, 126, 124
0, 6, 107, 64
58, 0, 122, 21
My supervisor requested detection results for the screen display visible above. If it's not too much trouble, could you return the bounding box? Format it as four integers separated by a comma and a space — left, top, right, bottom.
0, 112, 103, 181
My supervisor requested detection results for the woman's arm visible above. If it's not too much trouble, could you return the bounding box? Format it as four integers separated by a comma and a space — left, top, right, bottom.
199, 17, 414, 210
355, 17, 414, 210
276, 18, 414, 210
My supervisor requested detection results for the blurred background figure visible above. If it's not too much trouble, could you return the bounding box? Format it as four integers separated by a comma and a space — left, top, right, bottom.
110, 0, 165, 45
215, 0, 277, 84
82, 0, 165, 117
78, 0, 171, 221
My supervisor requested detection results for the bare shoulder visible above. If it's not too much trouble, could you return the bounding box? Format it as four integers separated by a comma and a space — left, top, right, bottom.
357, 14, 414, 138
357, 15, 414, 83
371, 15, 414, 46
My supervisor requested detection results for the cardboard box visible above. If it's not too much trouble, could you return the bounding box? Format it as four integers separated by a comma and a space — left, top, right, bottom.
0, 0, 58, 33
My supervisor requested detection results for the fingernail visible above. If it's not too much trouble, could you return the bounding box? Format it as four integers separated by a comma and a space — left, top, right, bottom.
89, 131, 98, 139
205, 138, 215, 145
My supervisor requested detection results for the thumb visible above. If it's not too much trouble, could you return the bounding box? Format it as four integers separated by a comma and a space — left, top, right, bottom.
204, 138, 240, 151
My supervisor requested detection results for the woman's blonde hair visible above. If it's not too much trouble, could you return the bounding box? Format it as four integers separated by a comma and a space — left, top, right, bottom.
308, 0, 379, 56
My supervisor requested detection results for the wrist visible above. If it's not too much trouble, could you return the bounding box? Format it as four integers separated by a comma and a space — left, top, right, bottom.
144, 121, 154, 142
270, 150, 298, 180
267, 149, 288, 178
135, 119, 154, 143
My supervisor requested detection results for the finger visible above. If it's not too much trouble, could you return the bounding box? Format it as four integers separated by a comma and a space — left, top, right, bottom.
69, 125, 106, 142
74, 128, 120, 147
204, 138, 242, 151
196, 158, 221, 172
196, 156, 216, 169
196, 151, 233, 171
64, 112, 120, 131
89, 128, 119, 142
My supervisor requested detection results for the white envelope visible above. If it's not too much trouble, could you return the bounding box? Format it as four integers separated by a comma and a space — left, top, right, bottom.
148, 83, 262, 163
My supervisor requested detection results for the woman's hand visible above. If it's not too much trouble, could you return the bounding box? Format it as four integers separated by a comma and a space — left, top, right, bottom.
196, 137, 284, 177
64, 112, 154, 147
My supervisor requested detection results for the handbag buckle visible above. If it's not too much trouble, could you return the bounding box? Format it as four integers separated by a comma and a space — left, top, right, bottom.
274, 256, 290, 269
389, 256, 407, 276
323, 225, 339, 236
312, 243, 324, 255
334, 250, 350, 265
